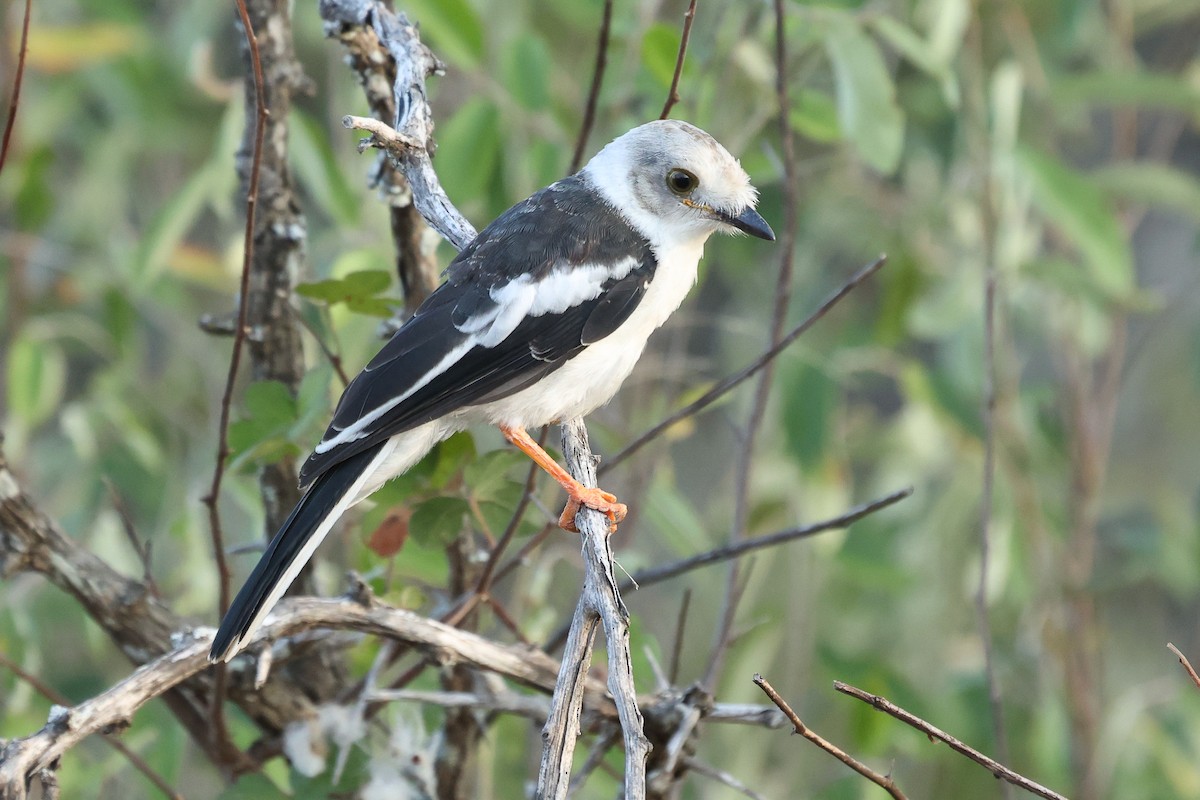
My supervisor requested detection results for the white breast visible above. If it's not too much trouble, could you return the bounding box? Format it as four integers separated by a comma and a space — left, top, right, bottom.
470, 237, 707, 429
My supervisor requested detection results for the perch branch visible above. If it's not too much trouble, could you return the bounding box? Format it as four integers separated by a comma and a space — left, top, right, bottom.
834, 681, 1068, 800
755, 674, 907, 799
537, 419, 650, 800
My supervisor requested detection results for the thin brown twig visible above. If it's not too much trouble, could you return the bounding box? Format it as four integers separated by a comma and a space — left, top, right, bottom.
659, 0, 698, 119
1168, 643, 1200, 691
202, 0, 270, 764
834, 681, 1069, 800
668, 588, 691, 684
703, 0, 800, 690
290, 305, 351, 387
570, 0, 613, 173
603, 255, 887, 474
754, 674, 907, 800
0, 652, 184, 800
0, 0, 31, 173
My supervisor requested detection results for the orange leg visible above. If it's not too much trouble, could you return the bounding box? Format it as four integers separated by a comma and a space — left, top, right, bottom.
499, 424, 627, 533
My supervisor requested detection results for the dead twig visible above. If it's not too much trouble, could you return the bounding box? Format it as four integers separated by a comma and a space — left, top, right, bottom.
570, 0, 614, 173
659, 0, 698, 119
199, 0, 271, 766
0, 0, 31, 173
834, 681, 1068, 800
755, 674, 907, 800
0, 652, 183, 800
704, 0, 801, 690
1168, 643, 1200, 691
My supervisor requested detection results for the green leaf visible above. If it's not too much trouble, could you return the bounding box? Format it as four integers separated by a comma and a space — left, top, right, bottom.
290, 110, 360, 226
133, 165, 215, 283
296, 269, 393, 306
13, 146, 55, 229
1090, 161, 1200, 223
410, 496, 470, 544
781, 360, 836, 469
642, 23, 684, 90
435, 99, 501, 204
397, 0, 485, 68
228, 381, 299, 462
465, 449, 530, 500
502, 34, 551, 110
1050, 71, 1200, 118
1018, 147, 1134, 298
868, 15, 960, 107
824, 15, 905, 174
789, 89, 841, 143
6, 335, 67, 429
429, 431, 476, 489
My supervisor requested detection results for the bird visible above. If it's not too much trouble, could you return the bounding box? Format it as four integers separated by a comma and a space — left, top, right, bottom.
209, 119, 774, 663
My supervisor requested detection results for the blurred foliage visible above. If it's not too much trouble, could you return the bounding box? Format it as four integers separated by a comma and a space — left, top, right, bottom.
3, 0, 1200, 798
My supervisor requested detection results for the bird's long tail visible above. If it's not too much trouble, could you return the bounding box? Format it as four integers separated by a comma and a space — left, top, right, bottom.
208, 441, 387, 663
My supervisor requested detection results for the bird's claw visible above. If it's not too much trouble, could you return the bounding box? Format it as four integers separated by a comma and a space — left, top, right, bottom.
559, 487, 627, 533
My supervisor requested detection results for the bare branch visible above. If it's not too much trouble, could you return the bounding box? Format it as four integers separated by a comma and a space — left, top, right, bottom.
0, 653, 182, 800
0, 0, 31, 173
659, 0, 698, 120
323, 0, 477, 249
537, 419, 650, 800
623, 487, 911, 591
834, 681, 1068, 800
709, 0, 803, 685
681, 755, 767, 800
755, 674, 906, 799
1168, 643, 1200, 691
570, 0, 614, 173
604, 255, 887, 474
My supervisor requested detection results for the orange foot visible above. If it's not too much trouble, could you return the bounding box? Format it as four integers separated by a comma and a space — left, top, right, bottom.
558, 486, 628, 533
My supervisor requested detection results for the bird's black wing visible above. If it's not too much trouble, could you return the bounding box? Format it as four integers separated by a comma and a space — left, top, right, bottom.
298, 175, 655, 488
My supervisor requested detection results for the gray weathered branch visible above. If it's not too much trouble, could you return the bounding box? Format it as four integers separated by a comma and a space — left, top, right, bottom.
536, 420, 650, 800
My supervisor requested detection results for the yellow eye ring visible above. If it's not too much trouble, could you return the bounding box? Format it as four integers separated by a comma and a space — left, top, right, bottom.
666, 168, 698, 196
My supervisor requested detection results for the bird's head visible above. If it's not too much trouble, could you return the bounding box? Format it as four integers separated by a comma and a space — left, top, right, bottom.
582, 119, 775, 245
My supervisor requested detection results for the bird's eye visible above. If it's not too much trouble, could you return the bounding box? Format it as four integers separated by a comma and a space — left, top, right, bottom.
666, 168, 698, 196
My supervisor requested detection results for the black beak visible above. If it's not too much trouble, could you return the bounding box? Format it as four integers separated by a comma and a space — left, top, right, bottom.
720, 207, 775, 241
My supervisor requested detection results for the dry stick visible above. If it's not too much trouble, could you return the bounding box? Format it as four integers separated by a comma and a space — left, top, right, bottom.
668, 588, 692, 684
681, 755, 768, 800
603, 255, 887, 474
0, 653, 183, 800
754, 675, 907, 800
659, 0, 698, 119
569, 0, 613, 173
0, 0, 31, 173
200, 0, 270, 767
537, 420, 650, 800
833, 681, 1069, 800
703, 0, 800, 690
1168, 643, 1200, 691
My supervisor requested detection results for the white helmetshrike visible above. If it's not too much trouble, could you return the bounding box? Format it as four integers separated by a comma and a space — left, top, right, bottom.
210, 119, 774, 663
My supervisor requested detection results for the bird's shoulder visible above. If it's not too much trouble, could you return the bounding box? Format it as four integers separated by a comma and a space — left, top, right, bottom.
444, 174, 650, 290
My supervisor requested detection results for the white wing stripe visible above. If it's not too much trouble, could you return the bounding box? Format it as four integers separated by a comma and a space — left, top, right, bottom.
456, 257, 641, 346
314, 338, 476, 454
